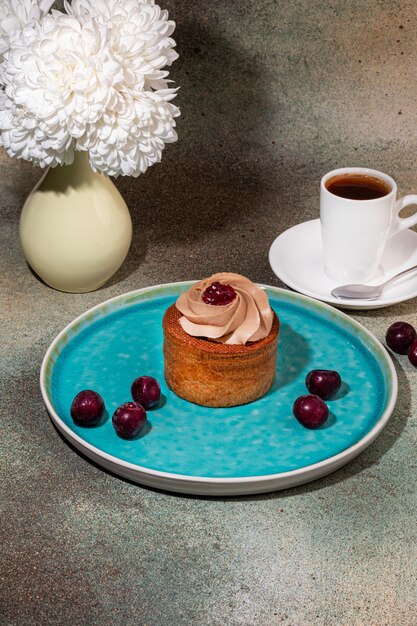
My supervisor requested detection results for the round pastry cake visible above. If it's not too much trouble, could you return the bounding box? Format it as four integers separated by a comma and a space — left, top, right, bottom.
162, 273, 280, 407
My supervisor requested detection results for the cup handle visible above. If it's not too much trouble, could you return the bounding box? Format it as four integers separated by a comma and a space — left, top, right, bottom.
389, 195, 417, 238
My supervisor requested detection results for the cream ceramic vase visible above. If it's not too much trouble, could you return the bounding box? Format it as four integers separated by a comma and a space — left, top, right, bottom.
20, 151, 132, 293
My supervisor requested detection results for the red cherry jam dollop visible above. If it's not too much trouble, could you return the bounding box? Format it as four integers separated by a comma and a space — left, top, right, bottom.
202, 281, 237, 306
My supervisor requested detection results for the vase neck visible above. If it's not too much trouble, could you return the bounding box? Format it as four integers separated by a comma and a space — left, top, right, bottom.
40, 151, 100, 192
69, 149, 93, 171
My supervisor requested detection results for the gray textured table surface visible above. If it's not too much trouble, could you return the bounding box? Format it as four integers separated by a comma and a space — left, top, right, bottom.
1, 1, 416, 624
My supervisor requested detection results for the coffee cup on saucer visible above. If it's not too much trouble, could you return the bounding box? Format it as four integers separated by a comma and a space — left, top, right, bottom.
320, 167, 417, 283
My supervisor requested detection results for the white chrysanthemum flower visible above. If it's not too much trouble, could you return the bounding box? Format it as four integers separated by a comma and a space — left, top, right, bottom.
79, 89, 179, 176
0, 0, 54, 56
0, 2, 180, 175
65, 0, 178, 90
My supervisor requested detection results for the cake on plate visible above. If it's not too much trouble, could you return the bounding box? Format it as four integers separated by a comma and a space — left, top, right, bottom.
162, 273, 280, 407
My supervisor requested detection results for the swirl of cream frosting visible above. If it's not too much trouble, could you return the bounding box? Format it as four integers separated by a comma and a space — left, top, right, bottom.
175, 272, 274, 345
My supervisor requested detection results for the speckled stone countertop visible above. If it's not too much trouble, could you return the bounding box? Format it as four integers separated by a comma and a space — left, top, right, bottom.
1, 1, 416, 624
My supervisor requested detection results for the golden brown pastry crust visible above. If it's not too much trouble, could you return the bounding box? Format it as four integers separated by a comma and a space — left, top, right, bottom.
163, 304, 280, 407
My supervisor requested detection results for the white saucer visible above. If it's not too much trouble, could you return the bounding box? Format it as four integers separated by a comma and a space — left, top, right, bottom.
269, 219, 417, 310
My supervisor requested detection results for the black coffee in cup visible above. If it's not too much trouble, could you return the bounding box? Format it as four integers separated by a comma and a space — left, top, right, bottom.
325, 173, 391, 200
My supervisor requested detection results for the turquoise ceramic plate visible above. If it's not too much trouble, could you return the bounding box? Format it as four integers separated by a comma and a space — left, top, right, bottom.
41, 282, 397, 496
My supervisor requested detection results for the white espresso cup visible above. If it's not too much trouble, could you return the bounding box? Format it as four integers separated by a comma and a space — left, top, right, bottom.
320, 167, 417, 283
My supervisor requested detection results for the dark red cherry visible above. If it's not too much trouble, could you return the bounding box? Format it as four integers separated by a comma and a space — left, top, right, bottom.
305, 370, 342, 400
131, 376, 161, 409
112, 402, 147, 439
202, 281, 237, 306
293, 395, 329, 429
70, 390, 105, 426
385, 321, 416, 355
408, 339, 417, 367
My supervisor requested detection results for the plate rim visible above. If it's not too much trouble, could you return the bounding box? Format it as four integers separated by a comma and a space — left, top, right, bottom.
40, 281, 398, 494
269, 219, 417, 309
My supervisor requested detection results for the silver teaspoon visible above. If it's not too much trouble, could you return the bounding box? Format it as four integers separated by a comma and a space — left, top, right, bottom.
331, 263, 417, 300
